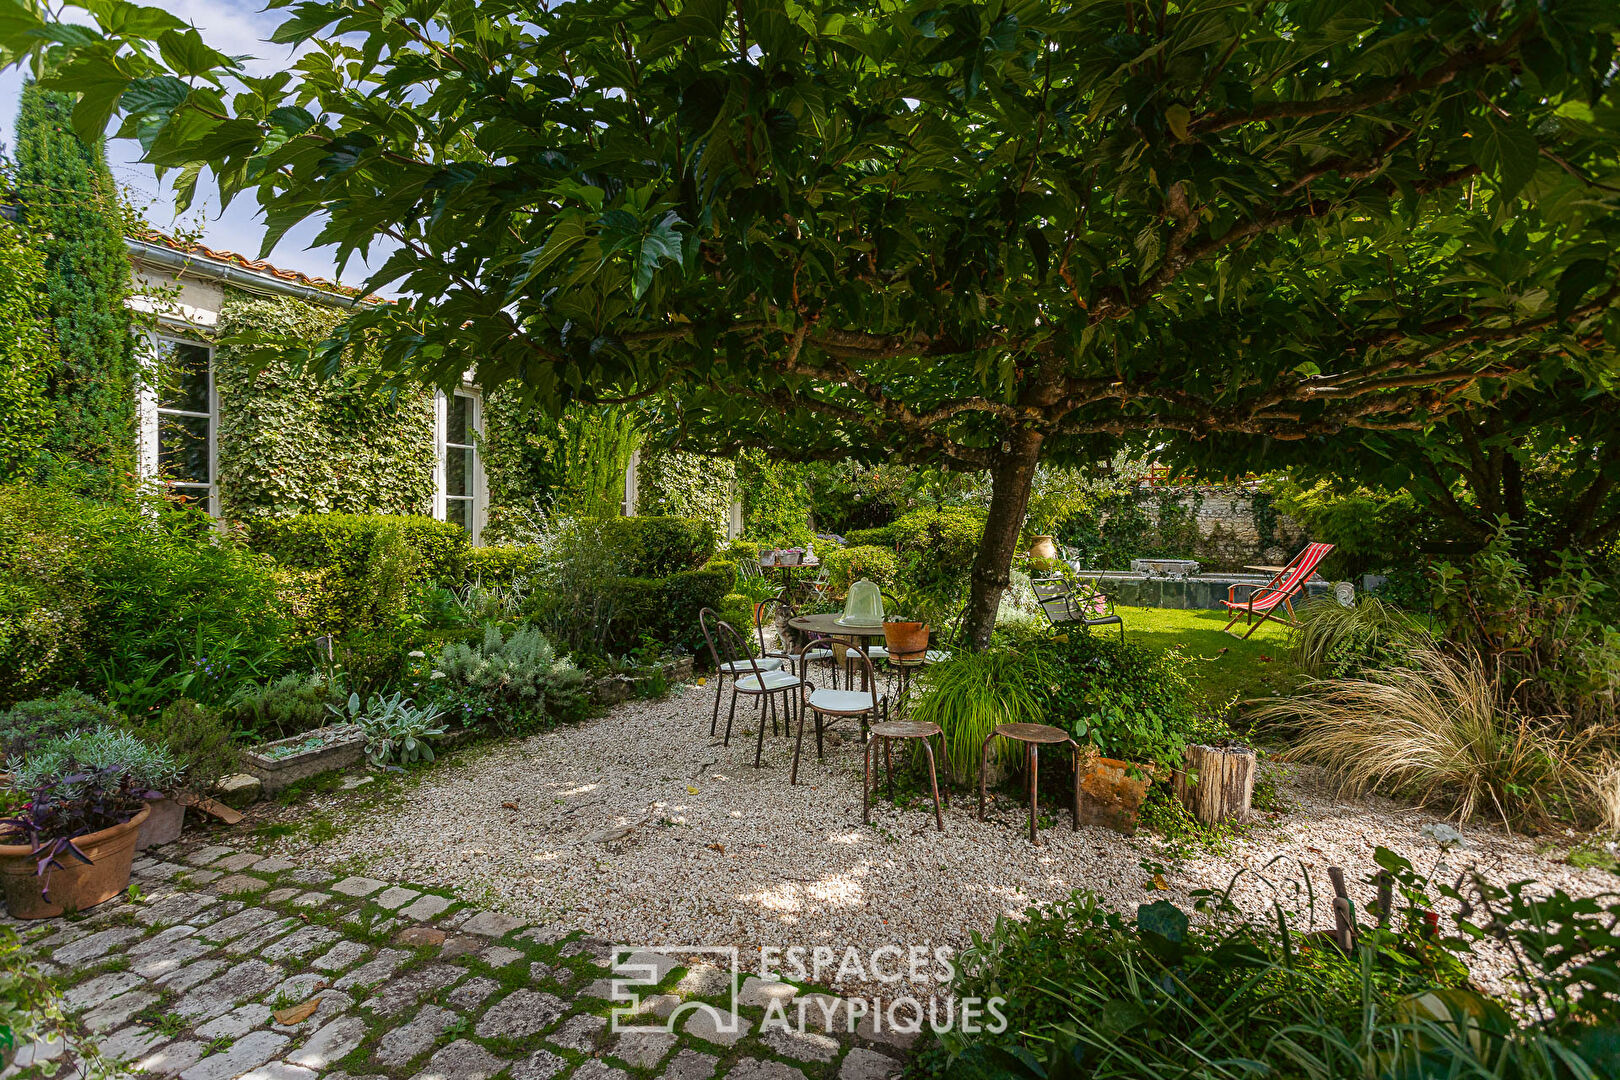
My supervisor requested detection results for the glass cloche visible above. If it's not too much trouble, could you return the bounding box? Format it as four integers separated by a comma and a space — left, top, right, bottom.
839, 579, 885, 627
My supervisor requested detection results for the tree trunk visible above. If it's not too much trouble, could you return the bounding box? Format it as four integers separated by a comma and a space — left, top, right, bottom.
1172, 744, 1257, 824
963, 428, 1044, 648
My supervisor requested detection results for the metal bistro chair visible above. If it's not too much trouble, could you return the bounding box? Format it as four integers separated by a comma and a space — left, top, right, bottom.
714, 618, 805, 768
699, 607, 784, 738
790, 638, 886, 785
754, 596, 831, 676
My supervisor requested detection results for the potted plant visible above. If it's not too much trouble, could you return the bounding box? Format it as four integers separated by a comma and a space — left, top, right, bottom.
736, 573, 781, 626
1, 728, 178, 918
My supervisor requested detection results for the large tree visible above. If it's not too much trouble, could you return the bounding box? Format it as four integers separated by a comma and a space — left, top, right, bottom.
6, 0, 1618, 643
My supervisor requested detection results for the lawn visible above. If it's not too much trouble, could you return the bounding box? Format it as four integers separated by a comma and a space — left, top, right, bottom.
1115, 605, 1306, 712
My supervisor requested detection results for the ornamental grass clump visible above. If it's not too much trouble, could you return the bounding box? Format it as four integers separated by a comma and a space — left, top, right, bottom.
1253, 648, 1600, 830
1289, 595, 1432, 679
909, 649, 1046, 779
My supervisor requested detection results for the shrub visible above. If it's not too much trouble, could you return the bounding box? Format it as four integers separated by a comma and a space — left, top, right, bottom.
429, 624, 588, 736
1270, 477, 1425, 580
463, 544, 546, 586
909, 648, 1047, 778
820, 545, 899, 594
12, 727, 181, 794
890, 507, 985, 567
600, 515, 718, 576
842, 524, 897, 548
0, 482, 288, 708
222, 672, 336, 742
1040, 633, 1203, 770
1251, 648, 1600, 829
0, 690, 119, 761
611, 563, 737, 656
527, 516, 629, 655
135, 700, 240, 793
244, 513, 467, 637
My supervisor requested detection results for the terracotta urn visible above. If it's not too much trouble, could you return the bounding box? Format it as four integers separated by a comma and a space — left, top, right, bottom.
1028, 535, 1059, 561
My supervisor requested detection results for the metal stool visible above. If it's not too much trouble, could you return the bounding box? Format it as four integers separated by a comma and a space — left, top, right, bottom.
977, 722, 1081, 844
864, 720, 952, 831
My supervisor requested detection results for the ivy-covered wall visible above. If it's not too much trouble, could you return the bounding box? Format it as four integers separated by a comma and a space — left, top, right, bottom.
636, 450, 735, 535
0, 217, 56, 481
215, 291, 435, 519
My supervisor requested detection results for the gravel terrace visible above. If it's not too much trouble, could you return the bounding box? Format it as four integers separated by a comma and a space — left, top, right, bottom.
265, 680, 1620, 999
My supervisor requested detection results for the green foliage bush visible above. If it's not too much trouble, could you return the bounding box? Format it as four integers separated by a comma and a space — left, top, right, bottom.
463, 544, 546, 586
222, 672, 336, 742
0, 482, 288, 709
636, 449, 735, 534
842, 524, 897, 548
14, 84, 136, 478
0, 689, 118, 761
1271, 477, 1424, 579
1433, 530, 1620, 727
244, 513, 467, 637
820, 545, 899, 593
739, 450, 814, 545
214, 292, 435, 519
136, 699, 240, 792
612, 563, 737, 656
1040, 633, 1203, 770
910, 648, 1047, 779
427, 624, 588, 735
890, 506, 985, 567
600, 515, 718, 576
0, 217, 56, 481
930, 853, 1620, 1080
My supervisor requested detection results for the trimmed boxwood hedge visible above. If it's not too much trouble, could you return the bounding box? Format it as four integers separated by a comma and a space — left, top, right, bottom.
821, 544, 899, 591
610, 560, 737, 655
600, 515, 719, 577
244, 513, 468, 636
464, 544, 546, 585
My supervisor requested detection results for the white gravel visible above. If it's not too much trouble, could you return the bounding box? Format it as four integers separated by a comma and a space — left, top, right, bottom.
265, 681, 1619, 999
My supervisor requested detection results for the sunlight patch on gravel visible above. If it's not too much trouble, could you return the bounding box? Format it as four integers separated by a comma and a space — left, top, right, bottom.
268, 680, 1618, 998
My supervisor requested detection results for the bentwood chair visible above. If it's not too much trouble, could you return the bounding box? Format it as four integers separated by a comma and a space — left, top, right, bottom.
713, 618, 805, 768
790, 639, 887, 785
700, 608, 783, 738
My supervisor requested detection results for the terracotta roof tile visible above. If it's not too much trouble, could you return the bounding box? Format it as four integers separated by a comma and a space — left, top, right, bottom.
132, 228, 387, 304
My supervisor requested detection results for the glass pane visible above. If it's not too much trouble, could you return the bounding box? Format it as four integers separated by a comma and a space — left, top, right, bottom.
161, 342, 211, 414
159, 413, 210, 484
447, 446, 472, 497
447, 393, 473, 446
446, 497, 470, 530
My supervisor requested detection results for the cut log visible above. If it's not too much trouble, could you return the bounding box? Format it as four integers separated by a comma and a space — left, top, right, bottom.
1172, 744, 1256, 825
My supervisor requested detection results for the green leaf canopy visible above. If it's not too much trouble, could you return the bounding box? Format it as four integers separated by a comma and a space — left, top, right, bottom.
5, 0, 1618, 640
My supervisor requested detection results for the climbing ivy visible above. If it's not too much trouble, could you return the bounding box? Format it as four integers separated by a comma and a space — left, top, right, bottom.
0, 216, 56, 481
12, 83, 136, 478
737, 449, 814, 545
214, 291, 434, 518
636, 449, 734, 535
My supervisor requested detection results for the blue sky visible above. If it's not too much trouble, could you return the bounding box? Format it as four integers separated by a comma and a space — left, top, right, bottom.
0, 2, 378, 289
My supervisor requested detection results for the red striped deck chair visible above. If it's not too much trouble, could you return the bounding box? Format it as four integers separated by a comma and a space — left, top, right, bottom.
1221, 542, 1334, 638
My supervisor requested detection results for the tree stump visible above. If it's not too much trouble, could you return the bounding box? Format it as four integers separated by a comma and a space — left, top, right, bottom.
1172, 744, 1256, 825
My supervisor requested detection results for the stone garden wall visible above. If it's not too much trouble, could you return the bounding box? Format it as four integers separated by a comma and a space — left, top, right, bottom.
1129, 484, 1307, 571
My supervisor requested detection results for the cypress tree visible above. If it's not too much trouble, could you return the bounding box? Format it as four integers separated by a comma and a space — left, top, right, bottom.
13, 83, 135, 477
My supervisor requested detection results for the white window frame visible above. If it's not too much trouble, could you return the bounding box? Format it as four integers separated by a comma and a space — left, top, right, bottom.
434, 387, 486, 544
138, 333, 218, 516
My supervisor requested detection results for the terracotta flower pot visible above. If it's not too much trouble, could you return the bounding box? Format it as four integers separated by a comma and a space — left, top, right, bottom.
1075, 755, 1154, 835
0, 804, 150, 919
136, 796, 186, 851
1028, 535, 1058, 561
882, 621, 930, 662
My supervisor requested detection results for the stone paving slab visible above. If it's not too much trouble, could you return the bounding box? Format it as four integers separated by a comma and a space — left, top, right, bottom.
5, 840, 909, 1080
